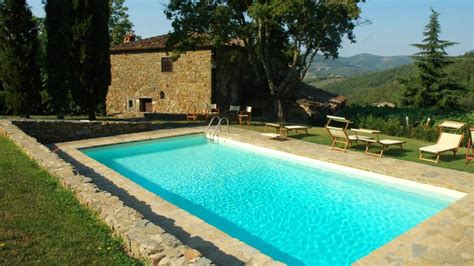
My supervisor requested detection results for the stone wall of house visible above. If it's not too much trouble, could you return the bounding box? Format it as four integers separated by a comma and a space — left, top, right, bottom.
107, 50, 212, 115
12, 120, 156, 144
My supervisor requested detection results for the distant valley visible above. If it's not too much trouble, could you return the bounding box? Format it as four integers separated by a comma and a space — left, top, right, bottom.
304, 51, 474, 110
306, 53, 412, 78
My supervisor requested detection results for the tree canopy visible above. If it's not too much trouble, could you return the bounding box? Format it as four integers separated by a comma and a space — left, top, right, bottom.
0, 0, 42, 117
45, 0, 73, 118
165, 0, 363, 120
401, 8, 464, 110
71, 0, 111, 120
109, 0, 135, 45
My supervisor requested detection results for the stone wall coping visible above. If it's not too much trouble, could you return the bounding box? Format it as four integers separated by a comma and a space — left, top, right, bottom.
11, 119, 157, 144
11, 119, 153, 124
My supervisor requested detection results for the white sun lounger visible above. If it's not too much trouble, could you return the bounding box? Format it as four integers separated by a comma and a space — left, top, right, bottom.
264, 123, 282, 133
326, 126, 357, 152
284, 125, 309, 135
352, 128, 406, 158
325, 116, 363, 152
467, 128, 474, 164
419, 132, 464, 163
261, 130, 288, 140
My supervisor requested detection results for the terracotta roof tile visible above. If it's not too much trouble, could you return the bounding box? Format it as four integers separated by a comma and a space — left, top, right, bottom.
110, 34, 242, 52
110, 34, 171, 52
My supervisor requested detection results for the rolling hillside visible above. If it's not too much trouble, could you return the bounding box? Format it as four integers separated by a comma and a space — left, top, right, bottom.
306, 53, 412, 78
315, 51, 474, 110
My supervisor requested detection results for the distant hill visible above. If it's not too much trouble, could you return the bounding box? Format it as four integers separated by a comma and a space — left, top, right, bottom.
306, 53, 412, 78
314, 51, 474, 110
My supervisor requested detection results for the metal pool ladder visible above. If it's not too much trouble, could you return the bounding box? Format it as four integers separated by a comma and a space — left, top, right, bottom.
206, 116, 229, 142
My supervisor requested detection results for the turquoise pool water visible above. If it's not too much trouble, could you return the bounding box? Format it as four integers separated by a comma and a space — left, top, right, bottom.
83, 134, 455, 265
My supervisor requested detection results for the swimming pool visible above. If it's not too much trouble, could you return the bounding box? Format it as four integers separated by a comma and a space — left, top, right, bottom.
83, 134, 462, 265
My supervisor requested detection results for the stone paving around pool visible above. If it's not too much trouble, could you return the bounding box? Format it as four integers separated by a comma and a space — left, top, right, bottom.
2, 119, 473, 265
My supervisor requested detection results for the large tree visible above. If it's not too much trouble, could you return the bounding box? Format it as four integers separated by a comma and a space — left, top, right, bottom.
165, 0, 362, 120
45, 0, 73, 118
71, 0, 111, 120
401, 8, 464, 109
0, 0, 41, 118
109, 0, 135, 45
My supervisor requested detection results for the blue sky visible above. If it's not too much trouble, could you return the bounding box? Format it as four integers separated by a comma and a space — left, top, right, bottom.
28, 0, 473, 57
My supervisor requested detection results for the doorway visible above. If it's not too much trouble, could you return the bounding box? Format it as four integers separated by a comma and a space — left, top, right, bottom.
139, 98, 153, 112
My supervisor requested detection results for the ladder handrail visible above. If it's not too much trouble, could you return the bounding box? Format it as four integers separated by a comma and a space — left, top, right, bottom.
206, 115, 221, 133
206, 116, 229, 143
212, 117, 229, 136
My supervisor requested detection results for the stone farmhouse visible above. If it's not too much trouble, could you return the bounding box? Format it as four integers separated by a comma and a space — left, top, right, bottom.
107, 34, 346, 121
107, 34, 251, 117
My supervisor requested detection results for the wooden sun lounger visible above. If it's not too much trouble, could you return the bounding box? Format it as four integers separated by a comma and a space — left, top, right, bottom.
352, 129, 406, 158
284, 125, 309, 135
419, 132, 464, 163
419, 121, 466, 164
325, 116, 358, 152
264, 123, 282, 133
467, 128, 474, 164
262, 125, 288, 140
326, 126, 357, 152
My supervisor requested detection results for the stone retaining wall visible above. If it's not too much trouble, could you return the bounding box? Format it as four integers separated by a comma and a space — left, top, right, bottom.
12, 120, 156, 144
0, 119, 211, 265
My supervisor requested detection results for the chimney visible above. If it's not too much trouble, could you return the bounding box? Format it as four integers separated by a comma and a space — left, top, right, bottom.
123, 34, 136, 43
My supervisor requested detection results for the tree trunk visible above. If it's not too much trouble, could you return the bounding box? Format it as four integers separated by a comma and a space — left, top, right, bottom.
87, 107, 96, 120
56, 112, 65, 119
273, 96, 285, 122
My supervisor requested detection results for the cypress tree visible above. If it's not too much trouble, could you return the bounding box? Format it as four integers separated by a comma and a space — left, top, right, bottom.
71, 0, 111, 120
401, 8, 464, 109
0, 0, 41, 118
45, 0, 73, 119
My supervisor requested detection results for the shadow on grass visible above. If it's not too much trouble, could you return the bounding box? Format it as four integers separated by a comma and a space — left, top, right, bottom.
421, 152, 463, 163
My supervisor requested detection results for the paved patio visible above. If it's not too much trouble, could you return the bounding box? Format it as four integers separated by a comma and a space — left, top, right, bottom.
55, 126, 474, 265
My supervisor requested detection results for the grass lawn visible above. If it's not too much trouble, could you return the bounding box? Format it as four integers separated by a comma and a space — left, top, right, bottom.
240, 123, 474, 174
0, 135, 141, 265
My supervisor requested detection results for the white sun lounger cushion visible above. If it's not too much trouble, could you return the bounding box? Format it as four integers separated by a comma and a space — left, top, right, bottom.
419, 133, 463, 153
379, 139, 405, 145
348, 135, 359, 141
262, 133, 279, 137
326, 126, 348, 139
285, 125, 309, 130
366, 139, 405, 145
438, 121, 465, 130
